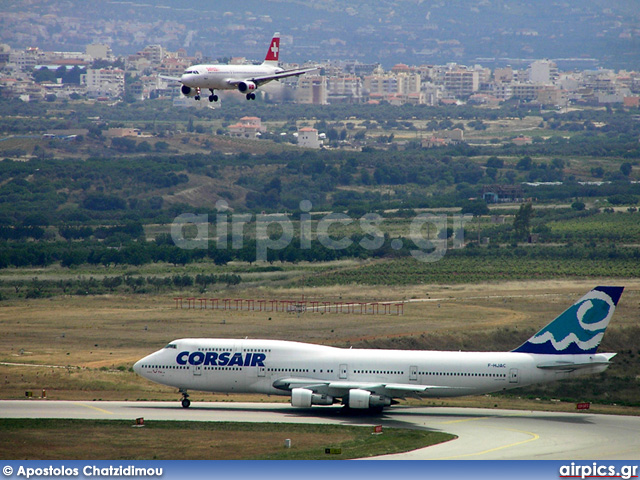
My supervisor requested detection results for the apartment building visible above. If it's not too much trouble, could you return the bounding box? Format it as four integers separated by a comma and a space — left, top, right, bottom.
295, 75, 328, 105
529, 60, 558, 85
326, 75, 362, 103
444, 69, 479, 97
511, 83, 544, 101
81, 67, 125, 97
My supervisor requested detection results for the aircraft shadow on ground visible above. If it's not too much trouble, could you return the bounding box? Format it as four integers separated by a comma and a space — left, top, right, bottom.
125, 403, 594, 429
125, 402, 428, 428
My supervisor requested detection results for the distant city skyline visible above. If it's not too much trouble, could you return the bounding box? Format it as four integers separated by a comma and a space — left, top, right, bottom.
1, 0, 640, 70
2, 38, 638, 110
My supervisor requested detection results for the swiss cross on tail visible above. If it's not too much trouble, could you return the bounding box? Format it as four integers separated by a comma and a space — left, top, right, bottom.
270, 40, 279, 58
262, 32, 280, 66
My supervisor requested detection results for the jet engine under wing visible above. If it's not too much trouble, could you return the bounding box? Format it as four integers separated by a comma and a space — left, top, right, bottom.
228, 67, 318, 88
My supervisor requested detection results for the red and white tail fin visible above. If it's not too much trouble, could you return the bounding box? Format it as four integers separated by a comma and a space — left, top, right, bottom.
262, 32, 280, 67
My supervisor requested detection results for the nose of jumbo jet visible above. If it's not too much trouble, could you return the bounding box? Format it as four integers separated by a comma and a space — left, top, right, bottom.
133, 358, 143, 375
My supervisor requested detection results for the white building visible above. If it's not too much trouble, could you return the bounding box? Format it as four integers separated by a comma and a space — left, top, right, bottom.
140, 45, 164, 65
364, 73, 398, 95
228, 116, 265, 139
81, 68, 125, 97
529, 60, 558, 85
396, 72, 421, 94
9, 47, 43, 71
86, 44, 112, 61
326, 75, 362, 103
297, 127, 322, 149
444, 69, 479, 96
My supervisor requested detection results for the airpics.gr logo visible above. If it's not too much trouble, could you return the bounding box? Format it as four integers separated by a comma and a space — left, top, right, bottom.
170, 200, 474, 263
176, 351, 266, 367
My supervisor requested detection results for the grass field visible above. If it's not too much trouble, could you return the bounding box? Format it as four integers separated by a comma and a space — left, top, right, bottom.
0, 419, 454, 460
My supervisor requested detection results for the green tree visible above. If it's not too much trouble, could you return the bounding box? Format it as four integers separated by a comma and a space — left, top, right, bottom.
486, 156, 503, 169
513, 203, 534, 241
33, 67, 56, 83
620, 162, 632, 176
516, 156, 533, 171
460, 200, 490, 216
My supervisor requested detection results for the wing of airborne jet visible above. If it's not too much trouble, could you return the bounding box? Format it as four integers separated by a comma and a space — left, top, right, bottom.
227, 66, 318, 88
159, 75, 182, 82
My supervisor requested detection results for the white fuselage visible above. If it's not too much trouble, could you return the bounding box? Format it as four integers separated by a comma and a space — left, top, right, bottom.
133, 338, 612, 398
181, 64, 282, 91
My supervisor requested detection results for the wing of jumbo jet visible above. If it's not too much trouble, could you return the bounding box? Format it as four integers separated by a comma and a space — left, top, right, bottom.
273, 377, 470, 398
227, 67, 318, 88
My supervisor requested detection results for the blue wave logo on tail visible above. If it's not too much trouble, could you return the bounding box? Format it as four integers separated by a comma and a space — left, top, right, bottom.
512, 286, 623, 355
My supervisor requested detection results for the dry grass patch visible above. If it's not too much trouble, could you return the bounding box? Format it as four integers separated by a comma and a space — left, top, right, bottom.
0, 419, 454, 460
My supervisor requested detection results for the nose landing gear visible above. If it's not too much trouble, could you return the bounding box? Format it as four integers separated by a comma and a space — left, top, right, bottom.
180, 389, 190, 408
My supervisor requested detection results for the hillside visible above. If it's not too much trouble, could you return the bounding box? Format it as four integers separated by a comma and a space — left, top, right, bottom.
2, 0, 640, 68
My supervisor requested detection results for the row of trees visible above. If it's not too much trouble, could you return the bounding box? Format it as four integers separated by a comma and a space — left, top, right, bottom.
3, 273, 242, 300
2, 225, 640, 269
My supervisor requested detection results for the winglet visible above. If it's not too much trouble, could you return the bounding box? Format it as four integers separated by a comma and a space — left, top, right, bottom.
263, 32, 280, 67
512, 286, 623, 355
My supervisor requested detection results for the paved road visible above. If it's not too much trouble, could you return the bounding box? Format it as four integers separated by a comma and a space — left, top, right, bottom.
2, 400, 639, 460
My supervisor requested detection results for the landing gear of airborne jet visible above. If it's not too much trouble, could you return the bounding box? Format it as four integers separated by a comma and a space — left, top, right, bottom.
194, 95, 200, 101
208, 89, 218, 102
180, 390, 190, 408
246, 93, 256, 100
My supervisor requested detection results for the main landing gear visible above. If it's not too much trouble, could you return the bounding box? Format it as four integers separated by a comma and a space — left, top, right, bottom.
246, 93, 256, 100
180, 389, 191, 408
208, 89, 218, 102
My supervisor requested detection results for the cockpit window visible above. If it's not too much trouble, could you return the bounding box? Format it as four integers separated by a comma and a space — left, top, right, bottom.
184, 70, 198, 75
164, 343, 177, 349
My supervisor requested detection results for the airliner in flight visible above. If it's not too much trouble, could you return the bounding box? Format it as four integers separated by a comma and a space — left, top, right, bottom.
133, 286, 623, 410
162, 32, 316, 102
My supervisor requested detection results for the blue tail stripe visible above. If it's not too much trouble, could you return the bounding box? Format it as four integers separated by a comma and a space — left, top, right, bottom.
595, 286, 623, 306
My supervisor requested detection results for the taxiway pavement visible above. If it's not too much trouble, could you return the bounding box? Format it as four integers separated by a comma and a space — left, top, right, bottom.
2, 400, 638, 460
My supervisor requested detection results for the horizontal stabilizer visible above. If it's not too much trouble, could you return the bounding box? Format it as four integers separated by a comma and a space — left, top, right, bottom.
536, 355, 616, 372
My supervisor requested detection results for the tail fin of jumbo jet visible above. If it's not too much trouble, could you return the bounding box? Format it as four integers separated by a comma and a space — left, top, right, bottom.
262, 32, 280, 67
512, 286, 623, 355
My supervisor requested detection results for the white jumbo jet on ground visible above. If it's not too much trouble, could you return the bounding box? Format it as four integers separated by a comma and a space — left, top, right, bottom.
134, 286, 623, 411
162, 32, 316, 102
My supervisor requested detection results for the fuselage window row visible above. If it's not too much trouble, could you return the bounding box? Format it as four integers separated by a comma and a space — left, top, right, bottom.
143, 364, 505, 378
